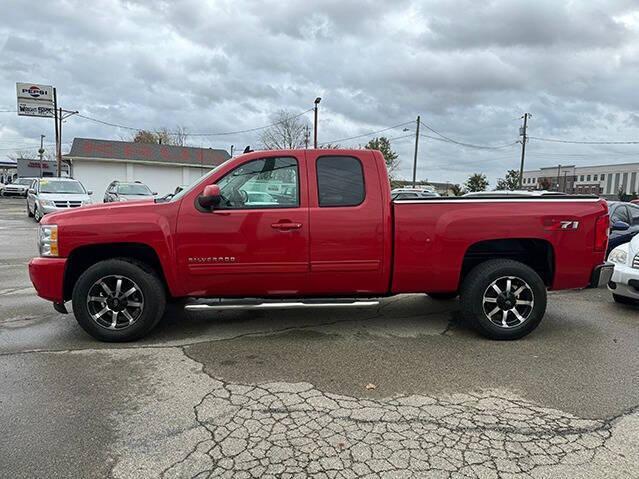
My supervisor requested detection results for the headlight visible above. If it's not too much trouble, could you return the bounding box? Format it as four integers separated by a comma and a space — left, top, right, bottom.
609, 246, 628, 265
81, 199, 91, 206
40, 199, 55, 207
37, 224, 58, 257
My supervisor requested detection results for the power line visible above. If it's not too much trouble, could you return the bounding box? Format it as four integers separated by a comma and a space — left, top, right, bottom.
529, 136, 639, 145
75, 108, 314, 137
320, 121, 414, 146
420, 122, 519, 150
420, 133, 518, 150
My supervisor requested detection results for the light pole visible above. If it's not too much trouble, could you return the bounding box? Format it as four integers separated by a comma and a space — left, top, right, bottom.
38, 134, 45, 178
313, 97, 321, 148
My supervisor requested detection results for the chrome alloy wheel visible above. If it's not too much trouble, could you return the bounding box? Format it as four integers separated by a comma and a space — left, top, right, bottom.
86, 275, 144, 330
482, 276, 534, 328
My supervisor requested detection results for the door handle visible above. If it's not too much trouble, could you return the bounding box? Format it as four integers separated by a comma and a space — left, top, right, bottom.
271, 222, 302, 231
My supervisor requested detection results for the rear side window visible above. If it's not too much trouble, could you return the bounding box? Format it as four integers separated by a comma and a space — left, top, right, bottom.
316, 156, 365, 207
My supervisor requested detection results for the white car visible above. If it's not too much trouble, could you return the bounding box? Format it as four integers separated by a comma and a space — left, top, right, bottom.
607, 234, 639, 305
1, 177, 36, 197
26, 178, 93, 222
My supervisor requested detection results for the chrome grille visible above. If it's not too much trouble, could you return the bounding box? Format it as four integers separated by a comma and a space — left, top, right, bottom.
633, 253, 639, 269
53, 200, 82, 208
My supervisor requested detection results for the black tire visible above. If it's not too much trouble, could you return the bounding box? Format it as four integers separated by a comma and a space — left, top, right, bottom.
460, 259, 547, 340
613, 294, 639, 305
27, 203, 33, 217
72, 259, 166, 342
428, 292, 458, 300
33, 205, 42, 222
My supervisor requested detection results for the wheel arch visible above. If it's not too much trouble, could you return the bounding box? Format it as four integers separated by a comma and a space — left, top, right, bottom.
460, 238, 555, 288
63, 243, 170, 301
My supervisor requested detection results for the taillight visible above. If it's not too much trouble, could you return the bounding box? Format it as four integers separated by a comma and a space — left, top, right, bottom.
594, 214, 609, 252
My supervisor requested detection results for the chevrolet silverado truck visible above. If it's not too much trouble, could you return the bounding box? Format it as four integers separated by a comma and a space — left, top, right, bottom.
29, 149, 613, 342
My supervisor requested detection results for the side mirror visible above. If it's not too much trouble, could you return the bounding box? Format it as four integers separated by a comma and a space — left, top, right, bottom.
28, 188, 35, 194
152, 191, 158, 195
87, 190, 93, 195
198, 184, 221, 210
612, 220, 630, 231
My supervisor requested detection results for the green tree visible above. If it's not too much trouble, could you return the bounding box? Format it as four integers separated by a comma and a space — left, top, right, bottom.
495, 169, 521, 191
450, 184, 464, 196
539, 177, 552, 190
465, 173, 489, 192
365, 137, 399, 178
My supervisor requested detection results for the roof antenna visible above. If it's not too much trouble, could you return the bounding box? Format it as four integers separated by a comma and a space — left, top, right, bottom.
243, 145, 253, 154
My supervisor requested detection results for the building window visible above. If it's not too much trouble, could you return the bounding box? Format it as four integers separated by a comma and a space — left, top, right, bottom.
317, 156, 365, 207
593, 174, 598, 181
580, 175, 584, 181
586, 175, 591, 181
601, 174, 605, 181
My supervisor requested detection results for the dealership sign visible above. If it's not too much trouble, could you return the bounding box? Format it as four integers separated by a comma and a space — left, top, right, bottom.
16, 82, 54, 117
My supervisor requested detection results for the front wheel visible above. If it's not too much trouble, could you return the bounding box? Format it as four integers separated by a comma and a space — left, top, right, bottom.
27, 203, 33, 217
33, 205, 42, 222
460, 259, 547, 340
72, 259, 166, 341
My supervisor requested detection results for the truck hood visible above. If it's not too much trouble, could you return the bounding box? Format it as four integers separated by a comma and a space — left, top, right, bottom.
41, 198, 162, 224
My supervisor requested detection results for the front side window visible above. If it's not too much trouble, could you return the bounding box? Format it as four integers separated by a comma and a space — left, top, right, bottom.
216, 157, 298, 209
317, 156, 365, 207
629, 205, 639, 225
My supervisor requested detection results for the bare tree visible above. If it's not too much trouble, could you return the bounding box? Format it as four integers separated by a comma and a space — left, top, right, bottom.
260, 110, 310, 150
131, 126, 190, 146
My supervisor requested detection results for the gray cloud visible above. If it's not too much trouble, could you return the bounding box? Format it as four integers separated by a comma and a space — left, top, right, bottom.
0, 0, 638, 185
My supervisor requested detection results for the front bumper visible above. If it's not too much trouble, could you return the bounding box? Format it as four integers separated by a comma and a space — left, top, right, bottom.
608, 262, 639, 300
589, 263, 614, 288
28, 257, 67, 302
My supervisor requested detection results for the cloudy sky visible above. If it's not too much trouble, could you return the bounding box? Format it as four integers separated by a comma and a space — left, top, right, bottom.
1, 0, 638, 186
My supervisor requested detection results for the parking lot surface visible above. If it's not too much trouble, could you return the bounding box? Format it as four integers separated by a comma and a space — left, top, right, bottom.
0, 196, 637, 478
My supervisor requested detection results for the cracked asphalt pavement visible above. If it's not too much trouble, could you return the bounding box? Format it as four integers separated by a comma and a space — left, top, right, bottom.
0, 197, 637, 478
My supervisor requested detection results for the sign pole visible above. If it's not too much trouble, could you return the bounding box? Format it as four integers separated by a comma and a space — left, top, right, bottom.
53, 88, 60, 177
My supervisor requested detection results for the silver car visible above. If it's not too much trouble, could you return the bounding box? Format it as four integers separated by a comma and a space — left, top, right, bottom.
26, 178, 93, 222
1, 177, 36, 197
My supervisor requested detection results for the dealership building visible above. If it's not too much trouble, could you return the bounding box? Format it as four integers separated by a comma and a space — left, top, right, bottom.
64, 138, 230, 198
521, 162, 639, 198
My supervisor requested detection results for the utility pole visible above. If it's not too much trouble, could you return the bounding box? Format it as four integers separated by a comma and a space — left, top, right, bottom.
230, 145, 234, 157
304, 125, 310, 149
53, 88, 60, 177
313, 97, 321, 148
556, 164, 561, 192
412, 115, 421, 187
57, 107, 63, 177
518, 112, 530, 188
38, 134, 45, 178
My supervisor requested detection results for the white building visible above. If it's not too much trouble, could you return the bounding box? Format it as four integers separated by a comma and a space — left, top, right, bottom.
64, 138, 230, 199
521, 162, 639, 198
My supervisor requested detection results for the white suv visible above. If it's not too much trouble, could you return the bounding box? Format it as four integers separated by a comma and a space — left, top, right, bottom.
608, 234, 639, 305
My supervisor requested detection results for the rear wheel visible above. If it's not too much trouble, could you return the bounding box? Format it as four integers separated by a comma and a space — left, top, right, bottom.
72, 259, 166, 341
460, 259, 547, 340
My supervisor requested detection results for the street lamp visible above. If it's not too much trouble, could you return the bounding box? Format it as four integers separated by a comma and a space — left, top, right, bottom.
313, 97, 321, 148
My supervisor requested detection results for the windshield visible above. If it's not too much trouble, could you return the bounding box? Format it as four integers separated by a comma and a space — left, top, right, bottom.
118, 184, 152, 195
40, 180, 86, 194
17, 179, 32, 186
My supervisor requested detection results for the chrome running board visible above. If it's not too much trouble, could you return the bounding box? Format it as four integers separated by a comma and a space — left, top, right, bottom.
185, 298, 379, 311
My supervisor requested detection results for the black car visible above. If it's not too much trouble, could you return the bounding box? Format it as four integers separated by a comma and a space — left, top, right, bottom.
607, 201, 639, 254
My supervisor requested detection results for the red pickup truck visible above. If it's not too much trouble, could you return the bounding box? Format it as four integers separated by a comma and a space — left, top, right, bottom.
29, 149, 612, 342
